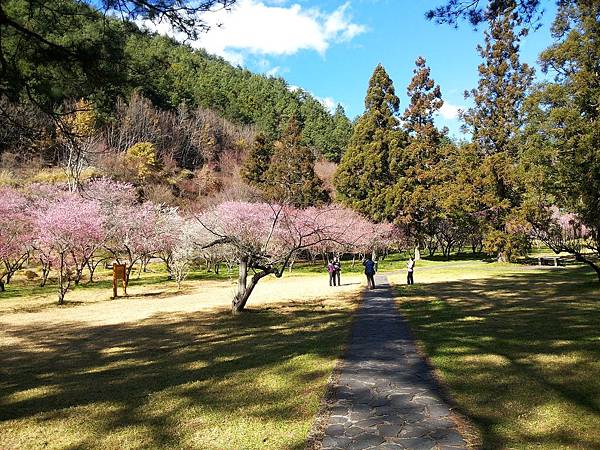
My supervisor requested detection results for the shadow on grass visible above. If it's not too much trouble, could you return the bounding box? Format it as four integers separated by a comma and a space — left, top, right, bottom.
0, 299, 356, 449
421, 252, 490, 263
397, 266, 600, 449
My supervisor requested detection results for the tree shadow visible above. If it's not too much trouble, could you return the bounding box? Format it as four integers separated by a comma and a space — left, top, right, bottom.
0, 299, 356, 449
396, 266, 600, 449
422, 252, 490, 263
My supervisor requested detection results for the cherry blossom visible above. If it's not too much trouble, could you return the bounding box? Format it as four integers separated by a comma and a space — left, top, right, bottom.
0, 187, 33, 291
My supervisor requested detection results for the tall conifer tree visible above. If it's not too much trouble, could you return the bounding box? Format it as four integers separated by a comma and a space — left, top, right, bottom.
334, 64, 406, 221
462, 4, 534, 260
385, 57, 446, 249
522, 0, 600, 277
328, 104, 353, 162
242, 133, 272, 186
264, 115, 328, 207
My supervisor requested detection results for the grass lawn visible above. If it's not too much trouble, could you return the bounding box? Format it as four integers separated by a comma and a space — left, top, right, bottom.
0, 276, 360, 449
392, 258, 600, 449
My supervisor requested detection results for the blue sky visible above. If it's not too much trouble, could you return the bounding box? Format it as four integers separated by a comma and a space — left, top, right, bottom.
148, 0, 558, 138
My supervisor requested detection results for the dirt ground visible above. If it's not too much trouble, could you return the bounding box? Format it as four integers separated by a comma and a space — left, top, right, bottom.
0, 273, 364, 345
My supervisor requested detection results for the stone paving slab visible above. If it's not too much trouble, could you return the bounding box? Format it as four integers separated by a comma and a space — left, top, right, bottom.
320, 275, 467, 450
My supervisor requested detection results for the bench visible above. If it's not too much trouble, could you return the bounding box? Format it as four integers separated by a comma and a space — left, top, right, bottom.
538, 256, 563, 267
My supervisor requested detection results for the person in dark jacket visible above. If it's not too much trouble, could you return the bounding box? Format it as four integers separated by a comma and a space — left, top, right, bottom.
327, 261, 337, 286
333, 257, 341, 286
362, 255, 376, 289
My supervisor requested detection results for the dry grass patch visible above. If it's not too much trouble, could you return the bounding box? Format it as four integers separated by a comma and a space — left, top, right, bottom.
0, 275, 362, 450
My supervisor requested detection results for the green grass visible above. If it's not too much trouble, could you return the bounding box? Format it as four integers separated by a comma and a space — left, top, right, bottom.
0, 294, 358, 449
394, 260, 600, 449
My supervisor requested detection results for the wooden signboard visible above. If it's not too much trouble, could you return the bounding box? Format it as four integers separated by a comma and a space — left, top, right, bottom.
112, 263, 127, 298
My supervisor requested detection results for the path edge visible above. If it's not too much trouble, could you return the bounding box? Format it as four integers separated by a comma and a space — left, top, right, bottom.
304, 287, 366, 450
393, 282, 482, 449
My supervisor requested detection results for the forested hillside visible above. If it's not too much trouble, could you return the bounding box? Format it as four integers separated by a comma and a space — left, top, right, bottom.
0, 0, 352, 201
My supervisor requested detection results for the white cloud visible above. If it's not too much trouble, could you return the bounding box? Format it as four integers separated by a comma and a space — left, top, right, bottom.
266, 66, 281, 76
140, 1, 365, 65
438, 102, 461, 120
316, 96, 337, 113
285, 85, 339, 113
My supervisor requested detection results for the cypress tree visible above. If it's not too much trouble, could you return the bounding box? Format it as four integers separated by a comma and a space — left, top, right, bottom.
386, 57, 446, 246
522, 0, 600, 277
264, 115, 328, 207
463, 6, 534, 159
242, 133, 272, 186
334, 64, 406, 221
327, 104, 353, 163
462, 4, 534, 260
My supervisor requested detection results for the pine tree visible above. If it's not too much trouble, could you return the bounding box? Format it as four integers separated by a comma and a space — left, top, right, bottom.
242, 133, 272, 186
264, 115, 328, 207
334, 64, 406, 221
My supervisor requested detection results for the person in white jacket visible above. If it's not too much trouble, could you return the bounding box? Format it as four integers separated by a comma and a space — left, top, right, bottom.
407, 257, 415, 285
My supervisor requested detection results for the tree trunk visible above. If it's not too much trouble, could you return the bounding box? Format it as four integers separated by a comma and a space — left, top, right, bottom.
232, 258, 249, 313
231, 258, 270, 314
0, 280, 4, 292
161, 257, 173, 280
87, 259, 98, 283
74, 266, 83, 285
40, 266, 50, 287
57, 254, 66, 305
6, 272, 12, 284
414, 246, 421, 261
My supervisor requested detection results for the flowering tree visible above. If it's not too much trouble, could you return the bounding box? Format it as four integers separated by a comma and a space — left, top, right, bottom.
531, 207, 600, 282
83, 178, 137, 281
153, 208, 188, 280
104, 202, 166, 283
34, 193, 105, 304
0, 187, 32, 291
170, 221, 202, 289
196, 202, 371, 313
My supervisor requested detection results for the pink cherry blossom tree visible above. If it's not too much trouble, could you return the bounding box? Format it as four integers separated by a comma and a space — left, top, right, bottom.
34, 193, 105, 304
104, 202, 172, 283
0, 187, 32, 292
154, 208, 188, 280
170, 220, 202, 289
83, 178, 138, 282
196, 202, 371, 313
531, 207, 600, 281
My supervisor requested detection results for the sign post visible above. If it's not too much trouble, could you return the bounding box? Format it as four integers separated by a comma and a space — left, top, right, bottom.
112, 263, 127, 298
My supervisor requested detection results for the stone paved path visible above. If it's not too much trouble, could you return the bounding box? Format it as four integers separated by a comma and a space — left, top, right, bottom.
320, 275, 468, 450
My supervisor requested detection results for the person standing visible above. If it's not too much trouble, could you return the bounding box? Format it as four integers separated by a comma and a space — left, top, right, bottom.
333, 257, 341, 286
407, 256, 415, 285
362, 255, 376, 289
327, 260, 337, 286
